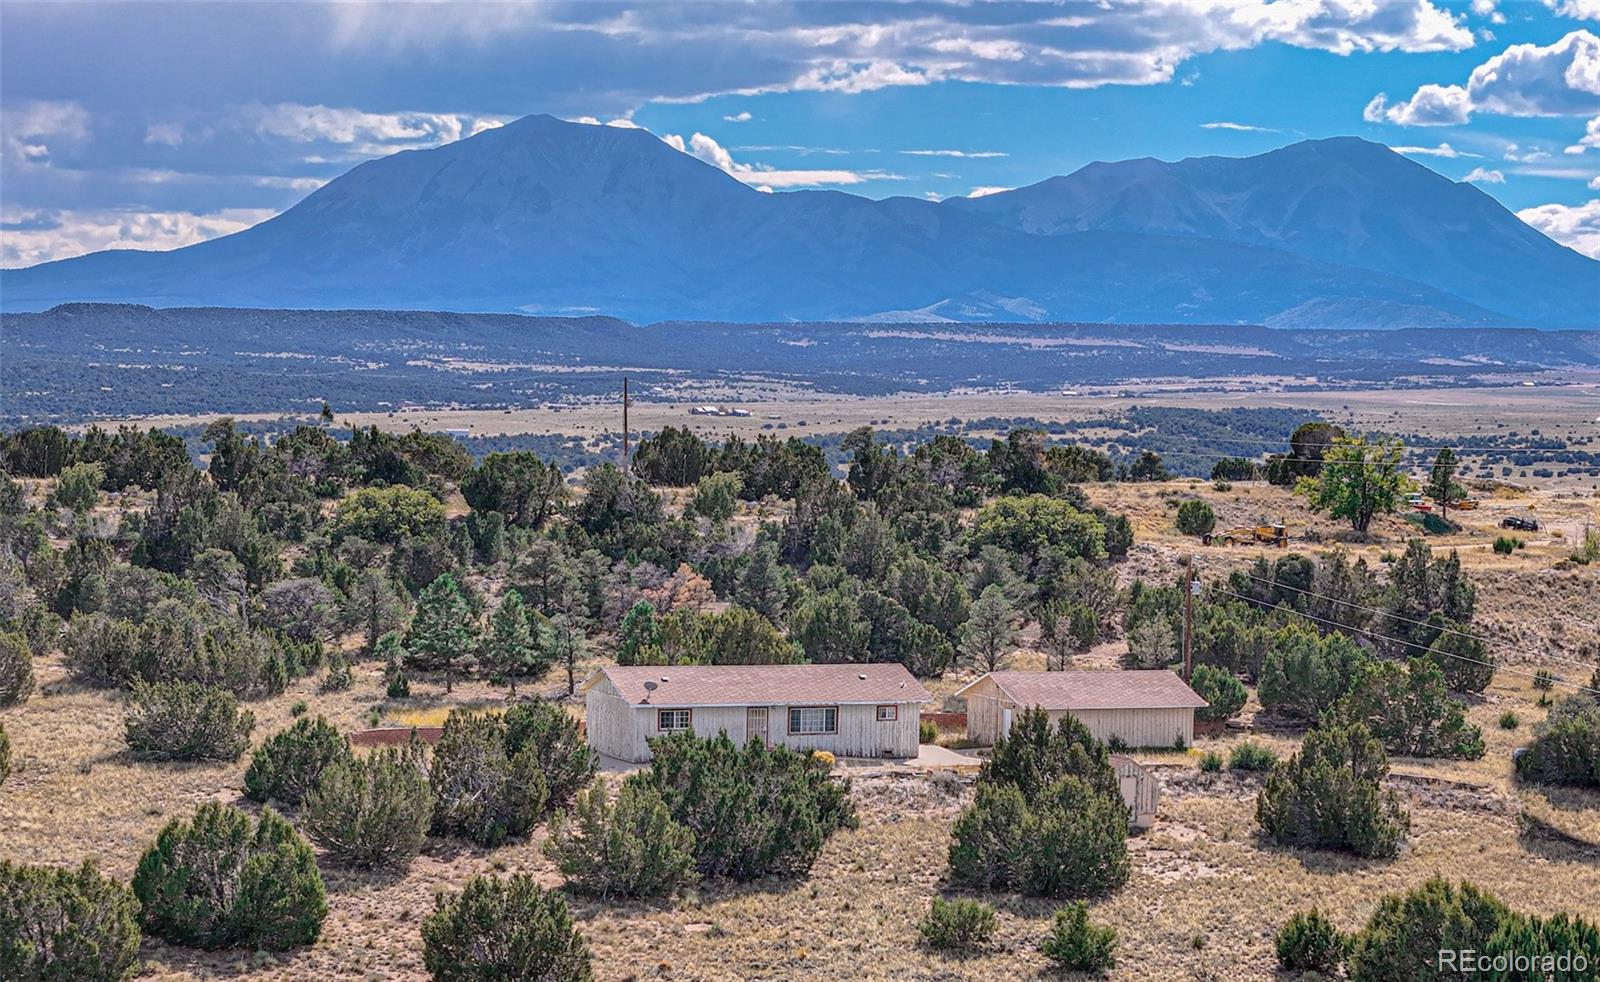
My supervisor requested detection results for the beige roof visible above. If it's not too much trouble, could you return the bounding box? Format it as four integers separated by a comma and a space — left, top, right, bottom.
954, 670, 1209, 711
584, 663, 933, 708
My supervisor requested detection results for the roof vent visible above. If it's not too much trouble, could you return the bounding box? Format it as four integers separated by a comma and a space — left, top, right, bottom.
858, 673, 867, 680
660, 676, 669, 683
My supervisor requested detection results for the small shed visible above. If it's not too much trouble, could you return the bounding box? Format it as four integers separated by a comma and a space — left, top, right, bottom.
581, 663, 933, 763
1110, 753, 1160, 830
955, 670, 1208, 749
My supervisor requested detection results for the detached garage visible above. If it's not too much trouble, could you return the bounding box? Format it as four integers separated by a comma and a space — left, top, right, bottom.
582, 663, 932, 763
956, 670, 1208, 749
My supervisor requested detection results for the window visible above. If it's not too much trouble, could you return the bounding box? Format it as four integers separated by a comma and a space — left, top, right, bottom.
789, 706, 837, 735
876, 705, 898, 722
657, 708, 692, 732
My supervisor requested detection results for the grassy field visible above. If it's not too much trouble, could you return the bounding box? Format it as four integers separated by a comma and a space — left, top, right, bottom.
4, 640, 1598, 981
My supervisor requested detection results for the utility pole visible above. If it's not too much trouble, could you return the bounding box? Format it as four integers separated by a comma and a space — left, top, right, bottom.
621, 376, 630, 470
1182, 553, 1195, 682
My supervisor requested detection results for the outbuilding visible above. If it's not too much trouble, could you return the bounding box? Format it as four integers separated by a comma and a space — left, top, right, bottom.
582, 663, 933, 763
956, 670, 1208, 749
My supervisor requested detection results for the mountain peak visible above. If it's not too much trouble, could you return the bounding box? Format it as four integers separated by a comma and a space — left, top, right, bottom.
1, 128, 1593, 327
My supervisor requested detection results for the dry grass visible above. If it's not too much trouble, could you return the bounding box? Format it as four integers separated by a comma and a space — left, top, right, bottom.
5, 639, 1600, 980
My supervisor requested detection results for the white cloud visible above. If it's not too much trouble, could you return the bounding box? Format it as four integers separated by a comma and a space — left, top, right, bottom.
1369, 30, 1600, 126
317, 1, 1472, 103
967, 186, 1012, 198
1, 100, 91, 163
144, 122, 184, 147
1545, 0, 1600, 20
0, 206, 276, 267
239, 103, 504, 151
1200, 121, 1280, 132
662, 131, 902, 188
900, 149, 1008, 158
1566, 115, 1600, 153
1504, 142, 1552, 161
1591, 175, 1600, 188
1463, 166, 1505, 183
722, 111, 752, 123
1366, 84, 1473, 125
1472, 0, 1507, 25
1516, 198, 1600, 257
1392, 142, 1480, 158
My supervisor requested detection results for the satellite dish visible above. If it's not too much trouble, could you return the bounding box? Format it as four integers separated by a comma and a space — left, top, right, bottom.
643, 681, 658, 692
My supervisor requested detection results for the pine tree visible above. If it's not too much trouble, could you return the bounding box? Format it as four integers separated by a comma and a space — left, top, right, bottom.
483, 591, 546, 696
962, 584, 1015, 672
550, 614, 587, 696
616, 600, 659, 666
406, 573, 477, 693
1427, 447, 1459, 522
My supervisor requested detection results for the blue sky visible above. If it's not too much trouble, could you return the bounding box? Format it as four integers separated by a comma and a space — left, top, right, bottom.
4, 0, 1600, 265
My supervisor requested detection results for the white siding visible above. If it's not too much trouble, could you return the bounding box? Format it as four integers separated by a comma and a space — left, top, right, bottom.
961, 678, 1195, 750
585, 692, 921, 762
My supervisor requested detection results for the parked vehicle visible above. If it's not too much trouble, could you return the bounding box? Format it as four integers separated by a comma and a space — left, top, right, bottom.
1501, 516, 1540, 531
1203, 523, 1288, 547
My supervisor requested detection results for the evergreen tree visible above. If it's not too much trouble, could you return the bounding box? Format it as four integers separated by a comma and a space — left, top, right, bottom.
406, 573, 477, 693
616, 600, 660, 666
483, 591, 547, 695
1426, 447, 1460, 522
963, 584, 1015, 672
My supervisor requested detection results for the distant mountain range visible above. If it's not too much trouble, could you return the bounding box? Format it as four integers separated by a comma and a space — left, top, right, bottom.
2, 115, 1595, 328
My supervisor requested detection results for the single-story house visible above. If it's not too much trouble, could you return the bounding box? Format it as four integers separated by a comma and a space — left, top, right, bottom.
581, 663, 933, 763
956, 670, 1209, 749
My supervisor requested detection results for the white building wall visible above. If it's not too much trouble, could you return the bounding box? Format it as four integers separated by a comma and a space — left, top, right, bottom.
587, 696, 922, 762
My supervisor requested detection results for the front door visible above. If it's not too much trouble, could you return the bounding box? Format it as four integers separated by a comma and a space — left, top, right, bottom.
747, 707, 769, 746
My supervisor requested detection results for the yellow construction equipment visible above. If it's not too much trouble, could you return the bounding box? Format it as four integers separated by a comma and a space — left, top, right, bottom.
1204, 523, 1288, 547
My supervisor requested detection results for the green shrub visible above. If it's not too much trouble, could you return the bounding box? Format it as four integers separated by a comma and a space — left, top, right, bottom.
243, 715, 351, 807
1190, 664, 1246, 722
0, 859, 141, 981
503, 700, 597, 810
303, 742, 434, 870
1175, 499, 1216, 537
1499, 710, 1519, 730
132, 801, 327, 950
1198, 751, 1223, 773
1514, 696, 1600, 788
385, 661, 411, 699
1256, 722, 1410, 858
918, 898, 996, 951
1423, 617, 1494, 693
1227, 742, 1278, 772
1533, 669, 1557, 691
320, 652, 353, 692
951, 708, 1129, 898
421, 873, 592, 982
430, 710, 547, 847
290, 699, 308, 717
1482, 910, 1600, 978
920, 718, 938, 743
123, 680, 254, 761
1492, 536, 1517, 555
543, 781, 696, 898
1041, 901, 1117, 973
1344, 878, 1510, 982
1276, 908, 1345, 973
0, 722, 10, 787
979, 709, 1119, 801
1258, 627, 1367, 722
630, 731, 857, 880
0, 631, 33, 706
1335, 658, 1485, 760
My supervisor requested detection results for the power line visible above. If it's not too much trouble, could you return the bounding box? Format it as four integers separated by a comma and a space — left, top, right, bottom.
1228, 571, 1600, 673
1208, 585, 1600, 698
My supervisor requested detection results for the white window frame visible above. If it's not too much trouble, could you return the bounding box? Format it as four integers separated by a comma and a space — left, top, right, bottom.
788, 705, 838, 735
876, 704, 898, 722
657, 708, 693, 732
